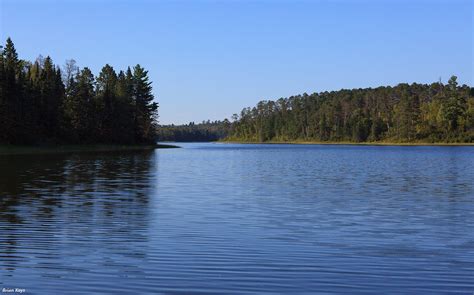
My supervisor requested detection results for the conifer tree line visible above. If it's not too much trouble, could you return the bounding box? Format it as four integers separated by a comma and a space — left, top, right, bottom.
157, 120, 231, 142
0, 38, 158, 145
228, 77, 474, 143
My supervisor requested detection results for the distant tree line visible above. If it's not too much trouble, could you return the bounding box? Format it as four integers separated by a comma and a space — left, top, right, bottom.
157, 120, 230, 142
0, 38, 158, 145
228, 77, 474, 143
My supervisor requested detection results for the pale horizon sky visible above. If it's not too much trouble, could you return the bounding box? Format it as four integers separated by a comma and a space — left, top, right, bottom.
1, 0, 473, 125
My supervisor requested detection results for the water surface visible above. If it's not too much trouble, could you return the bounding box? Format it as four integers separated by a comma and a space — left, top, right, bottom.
1, 143, 473, 294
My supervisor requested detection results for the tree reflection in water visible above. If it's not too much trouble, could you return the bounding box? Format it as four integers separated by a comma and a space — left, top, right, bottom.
0, 150, 157, 279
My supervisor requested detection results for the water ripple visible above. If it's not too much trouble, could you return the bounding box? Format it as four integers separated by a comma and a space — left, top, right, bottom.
1, 144, 473, 294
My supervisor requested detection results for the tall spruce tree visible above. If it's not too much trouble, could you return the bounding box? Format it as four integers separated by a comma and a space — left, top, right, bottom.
132, 64, 158, 143
37, 56, 64, 141
0, 45, 6, 143
114, 70, 135, 143
96, 64, 118, 142
64, 67, 95, 142
2, 38, 21, 143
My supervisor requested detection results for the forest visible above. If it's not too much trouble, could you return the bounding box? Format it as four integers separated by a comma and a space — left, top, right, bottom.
228, 78, 474, 143
0, 38, 158, 145
2, 37, 474, 145
157, 120, 230, 142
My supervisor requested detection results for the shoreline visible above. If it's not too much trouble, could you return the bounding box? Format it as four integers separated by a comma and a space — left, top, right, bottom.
0, 143, 180, 156
220, 140, 474, 147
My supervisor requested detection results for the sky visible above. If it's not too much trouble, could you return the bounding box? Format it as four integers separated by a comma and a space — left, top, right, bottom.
1, 0, 472, 125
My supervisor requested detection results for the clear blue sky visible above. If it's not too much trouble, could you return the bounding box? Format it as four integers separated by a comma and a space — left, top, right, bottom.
1, 0, 472, 124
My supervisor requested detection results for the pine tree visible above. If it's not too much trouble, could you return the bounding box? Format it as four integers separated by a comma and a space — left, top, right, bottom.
64, 67, 94, 142
96, 64, 118, 142
36, 56, 64, 141
114, 70, 135, 143
441, 76, 466, 135
0, 45, 6, 143
2, 38, 22, 143
132, 64, 158, 143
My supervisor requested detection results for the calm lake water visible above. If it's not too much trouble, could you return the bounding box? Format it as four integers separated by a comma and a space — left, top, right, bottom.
1, 143, 473, 294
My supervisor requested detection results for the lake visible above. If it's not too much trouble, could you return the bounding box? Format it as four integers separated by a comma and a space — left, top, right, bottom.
1, 143, 473, 294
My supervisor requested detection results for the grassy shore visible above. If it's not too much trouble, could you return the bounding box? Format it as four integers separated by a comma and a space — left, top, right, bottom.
221, 140, 474, 146
0, 143, 179, 155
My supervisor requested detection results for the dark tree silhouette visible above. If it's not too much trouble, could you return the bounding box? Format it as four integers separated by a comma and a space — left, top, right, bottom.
0, 38, 159, 145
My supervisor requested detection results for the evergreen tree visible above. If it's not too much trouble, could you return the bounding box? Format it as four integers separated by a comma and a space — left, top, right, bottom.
114, 70, 135, 143
440, 76, 466, 135
2, 38, 21, 143
36, 56, 64, 141
0, 38, 161, 145
64, 67, 94, 142
132, 64, 158, 143
96, 64, 118, 142
0, 45, 6, 142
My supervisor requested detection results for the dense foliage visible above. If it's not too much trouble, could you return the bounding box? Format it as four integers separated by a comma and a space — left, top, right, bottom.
157, 120, 230, 142
0, 38, 158, 145
228, 78, 474, 143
